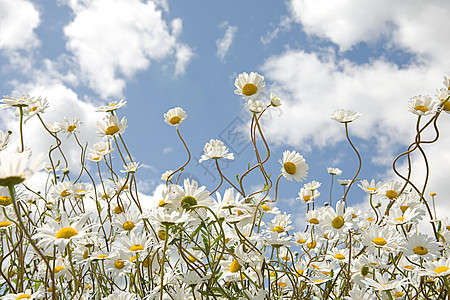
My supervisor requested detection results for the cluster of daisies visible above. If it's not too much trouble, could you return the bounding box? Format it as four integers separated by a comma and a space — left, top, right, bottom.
0, 73, 448, 300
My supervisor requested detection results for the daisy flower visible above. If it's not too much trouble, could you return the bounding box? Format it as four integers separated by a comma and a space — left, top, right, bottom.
117, 231, 153, 253
378, 180, 403, 200
103, 291, 136, 300
0, 150, 45, 187
234, 72, 266, 101
270, 92, 281, 107
166, 179, 215, 211
363, 272, 407, 292
327, 167, 342, 175
304, 181, 322, 191
420, 257, 450, 277
96, 99, 127, 112
46, 121, 64, 133
358, 179, 383, 194
33, 212, 93, 251
51, 181, 75, 199
297, 187, 320, 203
62, 116, 82, 137
246, 99, 265, 113
360, 224, 399, 255
319, 201, 353, 239
436, 88, 450, 112
21, 96, 49, 123
97, 115, 127, 137
408, 95, 438, 116
147, 207, 191, 226
2, 289, 43, 300
337, 179, 351, 186
199, 139, 234, 163
401, 232, 443, 261
330, 109, 362, 123
121, 162, 142, 174
279, 150, 309, 182
112, 210, 142, 231
215, 188, 245, 210
0, 94, 34, 108
164, 107, 187, 127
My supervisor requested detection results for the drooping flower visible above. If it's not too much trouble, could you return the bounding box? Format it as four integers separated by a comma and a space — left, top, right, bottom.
199, 139, 234, 163
270, 92, 281, 107
330, 109, 362, 123
407, 95, 438, 116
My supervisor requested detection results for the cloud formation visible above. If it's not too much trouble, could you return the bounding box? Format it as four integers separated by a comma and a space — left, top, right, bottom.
216, 22, 237, 62
0, 0, 40, 51
63, 0, 193, 98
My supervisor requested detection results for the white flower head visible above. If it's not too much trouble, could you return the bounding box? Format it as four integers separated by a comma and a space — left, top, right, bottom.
327, 167, 342, 175
96, 99, 127, 112
246, 99, 266, 113
330, 109, 361, 123
279, 150, 309, 182
270, 92, 281, 107
199, 139, 234, 163
96, 115, 127, 137
0, 150, 45, 186
164, 107, 187, 127
234, 71, 266, 101
408, 95, 438, 116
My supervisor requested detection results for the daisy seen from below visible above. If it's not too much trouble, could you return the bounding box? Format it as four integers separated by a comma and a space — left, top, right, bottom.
407, 95, 438, 116
0, 130, 12, 151
326, 167, 342, 175
270, 92, 281, 107
320, 200, 353, 239
246, 99, 265, 113
199, 139, 234, 163
2, 289, 43, 300
297, 187, 320, 203
420, 257, 450, 277
0, 150, 45, 187
436, 88, 450, 112
97, 115, 127, 137
96, 99, 127, 112
358, 179, 383, 194
118, 231, 153, 253
330, 109, 362, 123
164, 107, 187, 127
279, 150, 309, 182
360, 224, 399, 255
33, 212, 92, 252
20, 96, 49, 123
234, 71, 266, 101
62, 116, 82, 137
0, 94, 34, 108
401, 232, 442, 261
166, 178, 215, 211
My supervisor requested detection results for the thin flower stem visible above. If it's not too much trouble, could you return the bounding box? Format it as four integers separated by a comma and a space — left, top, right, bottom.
341, 122, 362, 204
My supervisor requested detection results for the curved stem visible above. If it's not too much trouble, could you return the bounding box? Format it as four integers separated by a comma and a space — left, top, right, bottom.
341, 123, 362, 204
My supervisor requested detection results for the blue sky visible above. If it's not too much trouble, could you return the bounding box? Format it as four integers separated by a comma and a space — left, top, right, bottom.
1, 0, 449, 225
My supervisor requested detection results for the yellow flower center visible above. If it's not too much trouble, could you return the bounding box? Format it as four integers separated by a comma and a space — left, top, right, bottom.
158, 199, 166, 207
442, 99, 450, 111
158, 230, 167, 240
143, 257, 150, 268
97, 254, 108, 259
85, 285, 92, 290
180, 195, 197, 210
429, 192, 437, 196
385, 190, 398, 199
169, 116, 182, 125
367, 187, 377, 192
373, 237, 387, 246
105, 125, 120, 136
278, 282, 287, 287
261, 205, 270, 211
307, 241, 316, 249
130, 256, 136, 262
297, 238, 306, 244
272, 226, 285, 233
102, 193, 110, 200
56, 227, 78, 239
283, 162, 297, 175
60, 190, 70, 197
229, 260, 242, 273
404, 265, 414, 270
54, 266, 65, 273
83, 250, 89, 259
296, 269, 304, 276
114, 206, 124, 214
188, 256, 197, 262
129, 244, 144, 252
76, 189, 86, 194
334, 253, 345, 260
114, 259, 125, 269
393, 292, 404, 298
314, 279, 324, 284
366, 217, 374, 222
400, 205, 409, 213
414, 105, 429, 113
122, 221, 135, 231
413, 246, 428, 255
332, 216, 345, 229
395, 217, 405, 222
0, 221, 11, 228
303, 195, 311, 201
242, 83, 258, 96
30, 106, 38, 112
0, 196, 12, 206
434, 266, 450, 274
67, 125, 76, 132
361, 265, 369, 276
16, 294, 31, 300
309, 218, 319, 225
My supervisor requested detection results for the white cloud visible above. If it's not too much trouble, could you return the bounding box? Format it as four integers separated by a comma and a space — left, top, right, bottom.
216, 22, 237, 63
62, 0, 193, 98
288, 0, 449, 62
0, 0, 40, 51
162, 147, 173, 154
260, 16, 292, 45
